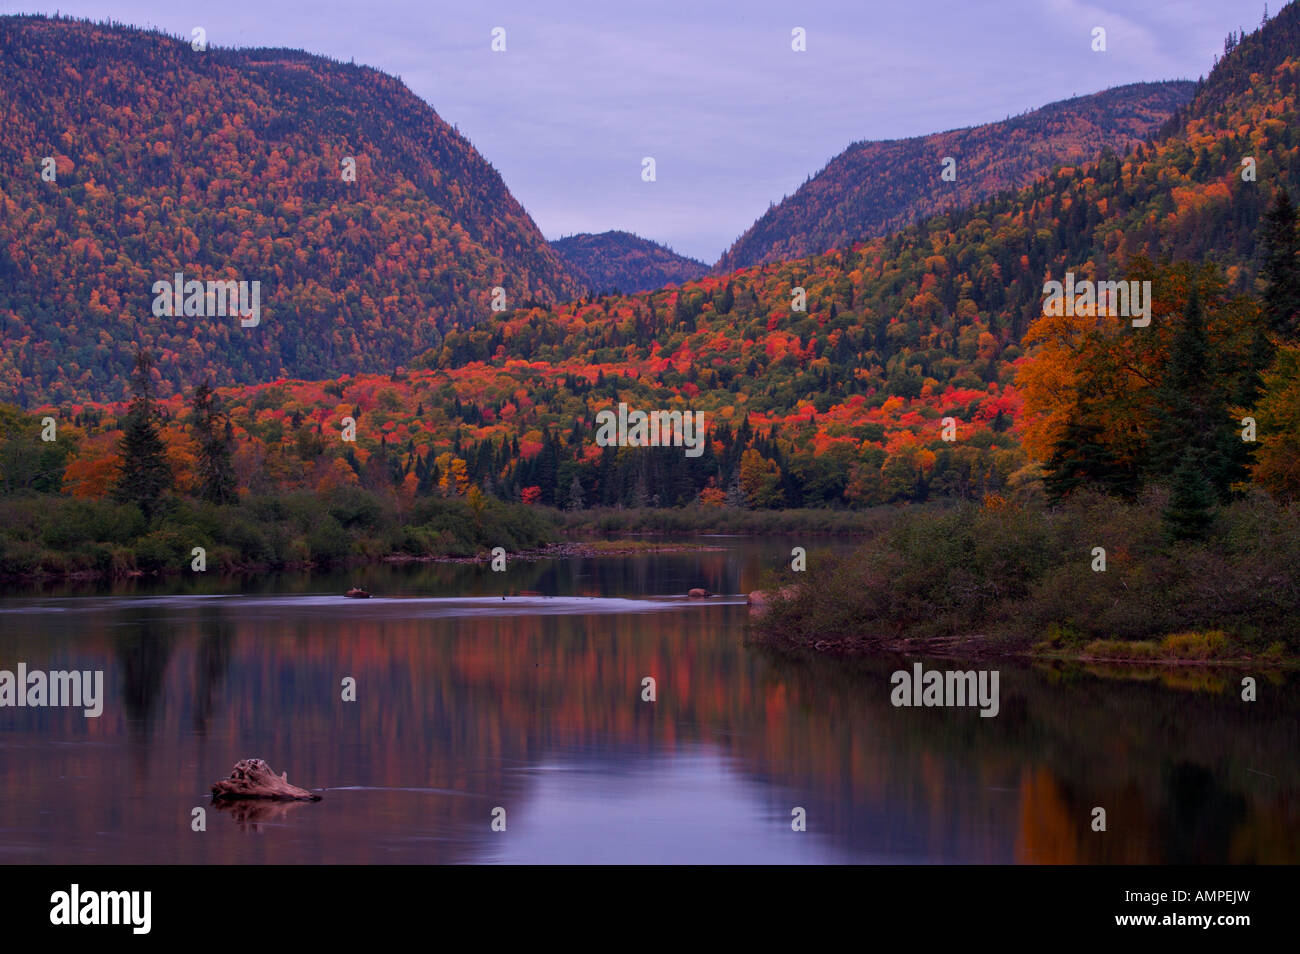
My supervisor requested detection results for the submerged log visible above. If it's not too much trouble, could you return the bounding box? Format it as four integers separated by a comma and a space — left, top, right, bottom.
344, 587, 371, 599
211, 759, 321, 801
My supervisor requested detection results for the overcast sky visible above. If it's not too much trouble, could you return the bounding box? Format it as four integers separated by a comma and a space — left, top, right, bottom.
5, 0, 1274, 261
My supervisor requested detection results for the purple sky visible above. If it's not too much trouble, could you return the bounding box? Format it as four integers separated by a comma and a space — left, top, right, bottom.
6, 0, 1274, 261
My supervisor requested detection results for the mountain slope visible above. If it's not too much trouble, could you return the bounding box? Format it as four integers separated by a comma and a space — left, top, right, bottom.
551, 231, 708, 294
0, 15, 581, 405
375, 4, 1298, 505
715, 81, 1196, 272
14, 5, 1300, 513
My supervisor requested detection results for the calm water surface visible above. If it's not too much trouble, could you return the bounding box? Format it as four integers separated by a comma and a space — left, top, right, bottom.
1, 537, 1295, 864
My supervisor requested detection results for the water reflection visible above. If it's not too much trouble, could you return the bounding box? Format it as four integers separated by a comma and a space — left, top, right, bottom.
212, 797, 315, 834
0, 541, 1295, 864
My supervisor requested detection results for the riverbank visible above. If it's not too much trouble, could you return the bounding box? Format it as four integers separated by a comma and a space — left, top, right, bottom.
746, 489, 1300, 664
381, 539, 727, 566
745, 625, 1295, 668
0, 489, 758, 583
0, 488, 557, 582
552, 504, 899, 536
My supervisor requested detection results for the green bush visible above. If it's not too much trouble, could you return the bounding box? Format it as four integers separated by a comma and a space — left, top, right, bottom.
214, 511, 275, 565
40, 499, 144, 548
326, 486, 386, 530
306, 518, 352, 565
754, 491, 1300, 655
134, 529, 188, 574
0, 487, 556, 577
0, 537, 43, 575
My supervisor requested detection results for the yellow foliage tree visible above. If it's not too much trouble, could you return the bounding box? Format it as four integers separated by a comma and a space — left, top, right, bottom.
739, 448, 783, 508
1251, 344, 1300, 500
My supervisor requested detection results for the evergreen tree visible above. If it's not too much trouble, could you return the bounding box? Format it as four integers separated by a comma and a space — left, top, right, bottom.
720, 282, 735, 314
415, 453, 434, 495
113, 349, 172, 517
566, 472, 585, 511
724, 466, 745, 508
190, 381, 237, 504
1043, 407, 1138, 501
1261, 188, 1300, 340
1147, 288, 1243, 500
535, 427, 559, 505
1163, 452, 1216, 542
630, 471, 648, 509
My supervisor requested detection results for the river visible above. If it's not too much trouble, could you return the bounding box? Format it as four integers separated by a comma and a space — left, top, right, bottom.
1, 537, 1295, 863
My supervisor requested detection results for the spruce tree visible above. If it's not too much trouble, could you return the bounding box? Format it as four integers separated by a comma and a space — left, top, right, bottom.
190, 381, 237, 504
1163, 453, 1216, 542
1261, 188, 1300, 341
566, 472, 585, 511
113, 349, 172, 517
1044, 412, 1137, 501
1147, 288, 1243, 500
724, 466, 745, 508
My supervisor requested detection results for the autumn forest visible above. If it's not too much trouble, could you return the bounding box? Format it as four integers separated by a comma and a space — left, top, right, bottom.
1, 8, 1299, 627
5, 0, 1300, 897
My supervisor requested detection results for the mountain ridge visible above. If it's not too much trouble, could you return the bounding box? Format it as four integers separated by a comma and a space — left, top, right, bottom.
0, 14, 581, 405
714, 80, 1197, 272
551, 230, 708, 294
7, 4, 1300, 514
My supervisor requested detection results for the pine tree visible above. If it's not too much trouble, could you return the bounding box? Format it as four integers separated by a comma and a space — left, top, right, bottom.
113, 349, 172, 517
190, 381, 237, 504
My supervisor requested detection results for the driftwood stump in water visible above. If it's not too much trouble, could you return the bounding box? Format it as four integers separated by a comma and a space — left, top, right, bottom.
211, 759, 321, 801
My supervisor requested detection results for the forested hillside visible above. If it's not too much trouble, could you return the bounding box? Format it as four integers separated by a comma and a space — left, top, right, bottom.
5, 6, 1300, 523
552, 231, 708, 294
0, 14, 581, 405
715, 81, 1195, 272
